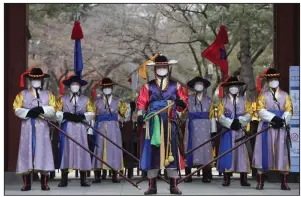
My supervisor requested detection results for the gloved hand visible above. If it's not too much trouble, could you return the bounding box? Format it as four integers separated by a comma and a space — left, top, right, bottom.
230, 119, 242, 130
210, 133, 217, 139
31, 106, 44, 115
175, 99, 186, 109
71, 114, 86, 123
77, 114, 86, 121
26, 109, 40, 118
63, 112, 73, 121
137, 115, 144, 125
270, 116, 284, 129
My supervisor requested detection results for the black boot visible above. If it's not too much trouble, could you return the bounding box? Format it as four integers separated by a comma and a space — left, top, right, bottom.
281, 173, 291, 190
144, 178, 157, 195
222, 173, 230, 186
92, 171, 101, 183
58, 170, 68, 187
40, 174, 50, 191
202, 167, 211, 183
21, 174, 31, 191
112, 171, 120, 183
240, 173, 251, 186
80, 171, 90, 187
256, 173, 264, 190
184, 167, 192, 183
102, 170, 107, 180
170, 178, 182, 195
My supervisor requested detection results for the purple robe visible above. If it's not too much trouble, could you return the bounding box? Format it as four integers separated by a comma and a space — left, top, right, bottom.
59, 95, 92, 171
184, 95, 212, 167
15, 89, 55, 173
217, 96, 250, 173
252, 90, 290, 172
92, 97, 123, 170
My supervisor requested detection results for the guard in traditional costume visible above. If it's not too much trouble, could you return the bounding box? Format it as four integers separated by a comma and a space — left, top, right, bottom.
184, 76, 216, 183
56, 75, 95, 187
252, 68, 293, 190
216, 76, 252, 187
137, 55, 188, 195
91, 78, 128, 183
13, 67, 56, 191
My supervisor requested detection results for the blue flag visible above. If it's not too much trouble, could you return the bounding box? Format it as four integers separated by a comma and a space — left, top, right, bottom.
74, 39, 83, 78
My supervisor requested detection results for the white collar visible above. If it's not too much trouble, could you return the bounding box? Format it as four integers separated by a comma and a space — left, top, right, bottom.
228, 93, 240, 104
30, 87, 41, 98
103, 94, 112, 105
69, 92, 80, 104
269, 87, 281, 100
196, 92, 203, 102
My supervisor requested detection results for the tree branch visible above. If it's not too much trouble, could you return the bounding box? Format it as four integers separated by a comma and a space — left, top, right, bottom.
188, 43, 202, 77
251, 38, 272, 64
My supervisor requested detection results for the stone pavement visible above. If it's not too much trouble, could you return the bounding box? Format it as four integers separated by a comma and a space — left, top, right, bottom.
5, 177, 299, 195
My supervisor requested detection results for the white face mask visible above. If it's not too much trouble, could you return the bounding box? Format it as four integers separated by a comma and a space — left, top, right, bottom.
229, 86, 239, 95
103, 88, 112, 95
194, 83, 204, 92
156, 68, 168, 77
70, 85, 80, 93
31, 80, 41, 88
269, 80, 279, 89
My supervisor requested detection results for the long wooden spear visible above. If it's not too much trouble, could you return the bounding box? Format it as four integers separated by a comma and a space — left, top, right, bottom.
39, 116, 141, 190
178, 125, 272, 184
82, 120, 169, 185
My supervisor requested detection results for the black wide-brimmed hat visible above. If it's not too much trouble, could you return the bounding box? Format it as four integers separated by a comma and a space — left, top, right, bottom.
63, 75, 88, 87
20, 67, 49, 87
92, 77, 116, 98
60, 75, 87, 95
99, 77, 116, 87
263, 67, 281, 78
146, 54, 178, 66
24, 67, 50, 79
187, 76, 211, 89
221, 76, 246, 87
256, 67, 280, 91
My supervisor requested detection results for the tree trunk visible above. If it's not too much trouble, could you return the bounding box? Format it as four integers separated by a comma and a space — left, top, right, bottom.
239, 25, 256, 102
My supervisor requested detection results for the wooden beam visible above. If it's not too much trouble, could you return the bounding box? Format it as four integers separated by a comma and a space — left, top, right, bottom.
4, 4, 28, 171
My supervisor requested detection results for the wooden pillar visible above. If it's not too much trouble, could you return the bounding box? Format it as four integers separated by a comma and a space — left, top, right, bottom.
4, 4, 28, 171
274, 3, 300, 92
269, 3, 300, 182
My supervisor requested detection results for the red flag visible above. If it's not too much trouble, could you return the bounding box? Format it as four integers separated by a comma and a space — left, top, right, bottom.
202, 25, 229, 76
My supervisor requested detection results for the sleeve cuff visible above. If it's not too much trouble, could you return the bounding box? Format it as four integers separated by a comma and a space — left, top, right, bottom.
218, 115, 233, 129
56, 111, 64, 123
258, 109, 275, 122
210, 118, 217, 133
42, 106, 55, 118
84, 112, 95, 122
15, 108, 30, 119
282, 112, 292, 125
238, 114, 251, 127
